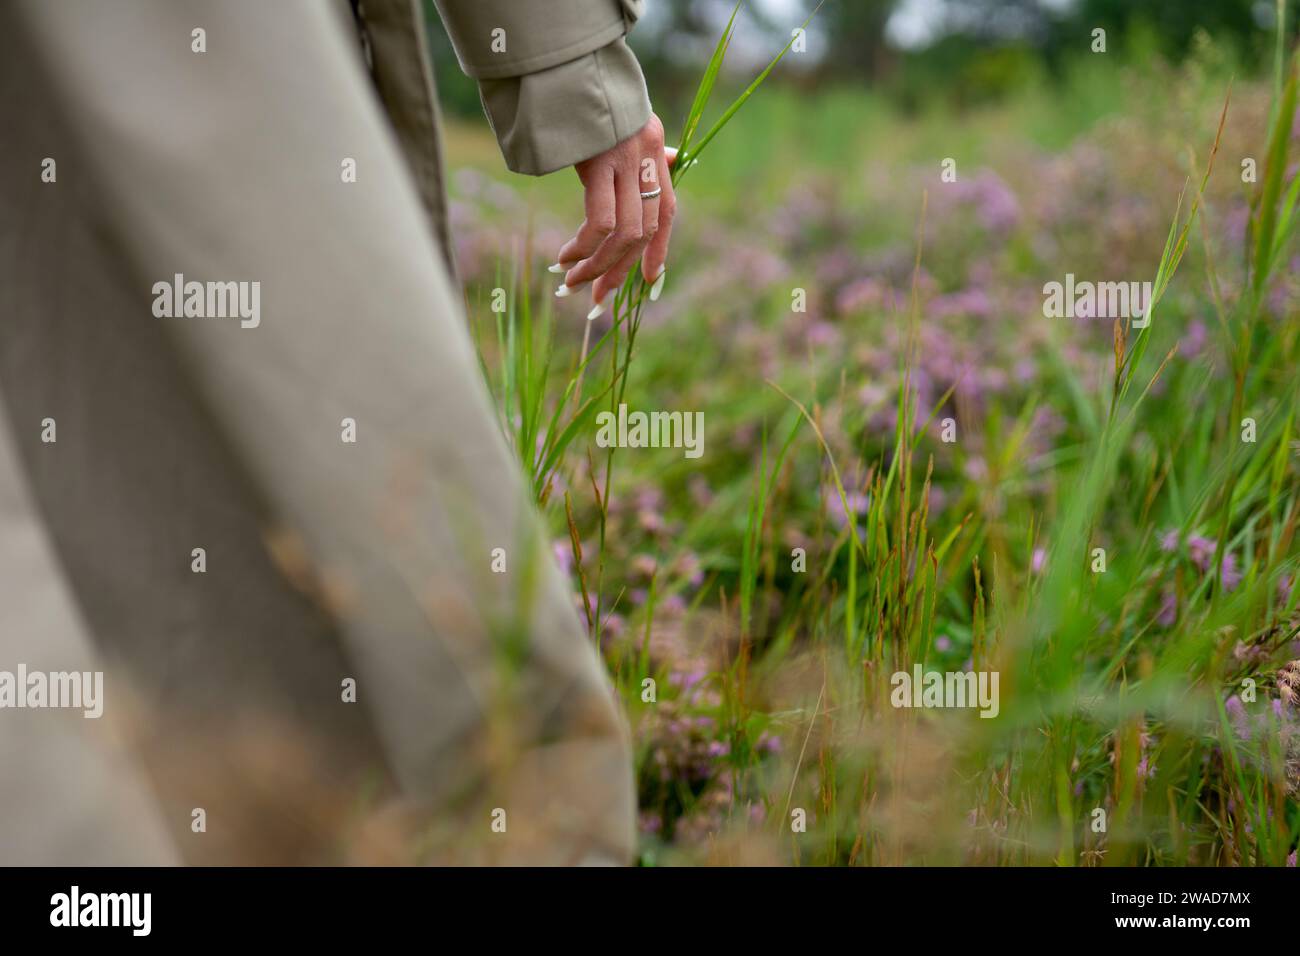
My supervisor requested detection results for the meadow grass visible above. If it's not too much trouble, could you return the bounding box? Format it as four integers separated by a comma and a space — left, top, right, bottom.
458, 4, 1300, 865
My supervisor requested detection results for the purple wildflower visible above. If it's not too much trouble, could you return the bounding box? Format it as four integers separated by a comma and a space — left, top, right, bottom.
825, 485, 869, 530
1220, 552, 1242, 592
1188, 535, 1216, 571
552, 539, 574, 577
670, 668, 708, 692
1157, 588, 1177, 627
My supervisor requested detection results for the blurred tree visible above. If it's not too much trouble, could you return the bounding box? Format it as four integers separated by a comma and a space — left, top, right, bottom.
629, 0, 745, 112
931, 0, 1285, 65
1065, 0, 1263, 60
423, 0, 1290, 125
805, 0, 900, 81
422, 0, 487, 120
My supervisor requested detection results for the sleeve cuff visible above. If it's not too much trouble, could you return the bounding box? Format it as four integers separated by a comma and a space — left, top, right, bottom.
475, 37, 652, 177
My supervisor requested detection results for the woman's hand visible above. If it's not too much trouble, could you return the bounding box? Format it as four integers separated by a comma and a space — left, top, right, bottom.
552, 113, 678, 319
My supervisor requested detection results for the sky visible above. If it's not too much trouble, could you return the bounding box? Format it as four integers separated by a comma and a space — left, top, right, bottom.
884, 0, 949, 49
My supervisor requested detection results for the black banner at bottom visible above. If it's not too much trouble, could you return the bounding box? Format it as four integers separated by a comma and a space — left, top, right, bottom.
0, 865, 1281, 941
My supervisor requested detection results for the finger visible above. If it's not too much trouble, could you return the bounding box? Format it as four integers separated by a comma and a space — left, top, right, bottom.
665, 145, 678, 169
562, 166, 642, 294
554, 163, 615, 283
641, 149, 676, 291
588, 156, 658, 311
591, 239, 648, 312
636, 153, 660, 258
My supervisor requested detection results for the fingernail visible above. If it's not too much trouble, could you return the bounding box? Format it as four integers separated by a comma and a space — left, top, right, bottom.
556, 280, 591, 298
587, 297, 607, 321
548, 262, 565, 274
650, 267, 667, 302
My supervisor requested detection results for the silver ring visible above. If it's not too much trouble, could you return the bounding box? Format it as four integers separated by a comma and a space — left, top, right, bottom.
639, 187, 662, 200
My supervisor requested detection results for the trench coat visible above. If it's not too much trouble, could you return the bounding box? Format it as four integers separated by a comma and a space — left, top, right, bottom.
0, 0, 651, 865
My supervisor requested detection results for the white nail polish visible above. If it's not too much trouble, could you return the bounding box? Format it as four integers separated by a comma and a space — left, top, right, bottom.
587, 299, 606, 321
547, 262, 565, 274
650, 267, 667, 302
557, 279, 591, 298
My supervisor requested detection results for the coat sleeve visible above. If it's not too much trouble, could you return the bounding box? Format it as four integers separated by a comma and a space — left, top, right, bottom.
431, 0, 652, 176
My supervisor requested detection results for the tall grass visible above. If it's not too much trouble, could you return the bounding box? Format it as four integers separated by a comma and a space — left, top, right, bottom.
472, 2, 1300, 865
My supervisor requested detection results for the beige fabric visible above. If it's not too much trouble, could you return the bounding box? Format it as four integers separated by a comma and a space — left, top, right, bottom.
432, 0, 639, 78
431, 0, 652, 174
0, 0, 635, 864
0, 394, 180, 866
478, 37, 652, 176
351, 0, 458, 277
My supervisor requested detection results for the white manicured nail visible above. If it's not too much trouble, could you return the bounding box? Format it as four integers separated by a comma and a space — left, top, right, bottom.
556, 280, 590, 298
587, 298, 606, 321
649, 267, 667, 302
548, 262, 565, 274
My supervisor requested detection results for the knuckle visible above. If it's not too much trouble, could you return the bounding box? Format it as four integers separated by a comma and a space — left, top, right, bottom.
591, 215, 616, 235
643, 219, 660, 239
